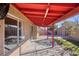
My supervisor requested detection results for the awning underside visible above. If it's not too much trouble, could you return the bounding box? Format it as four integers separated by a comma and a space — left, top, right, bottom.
13, 3, 79, 27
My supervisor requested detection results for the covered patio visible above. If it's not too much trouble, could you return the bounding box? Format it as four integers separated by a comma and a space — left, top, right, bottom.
0, 3, 79, 56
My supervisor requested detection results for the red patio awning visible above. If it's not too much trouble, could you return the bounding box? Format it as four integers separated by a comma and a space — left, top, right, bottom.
13, 3, 79, 27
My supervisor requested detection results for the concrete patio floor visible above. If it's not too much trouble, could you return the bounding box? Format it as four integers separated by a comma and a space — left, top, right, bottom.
21, 36, 73, 56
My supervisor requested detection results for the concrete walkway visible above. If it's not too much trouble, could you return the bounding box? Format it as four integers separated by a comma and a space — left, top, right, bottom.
21, 37, 73, 56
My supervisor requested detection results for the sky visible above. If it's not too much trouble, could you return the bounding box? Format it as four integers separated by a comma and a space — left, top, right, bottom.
55, 14, 79, 28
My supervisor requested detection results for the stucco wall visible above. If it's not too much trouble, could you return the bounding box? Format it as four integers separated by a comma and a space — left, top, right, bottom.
32, 25, 37, 39
0, 20, 5, 56
7, 4, 35, 56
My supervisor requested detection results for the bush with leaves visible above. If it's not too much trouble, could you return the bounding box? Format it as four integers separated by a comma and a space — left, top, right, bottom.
55, 38, 79, 56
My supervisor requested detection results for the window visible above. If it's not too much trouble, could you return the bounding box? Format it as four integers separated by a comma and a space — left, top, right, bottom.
5, 17, 18, 54
5, 17, 24, 55
19, 22, 25, 44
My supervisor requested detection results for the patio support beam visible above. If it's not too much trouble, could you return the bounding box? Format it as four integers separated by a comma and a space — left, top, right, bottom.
47, 27, 48, 40
52, 25, 54, 48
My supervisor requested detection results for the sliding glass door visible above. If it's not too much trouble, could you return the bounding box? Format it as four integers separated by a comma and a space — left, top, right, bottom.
5, 17, 24, 55
18, 22, 24, 44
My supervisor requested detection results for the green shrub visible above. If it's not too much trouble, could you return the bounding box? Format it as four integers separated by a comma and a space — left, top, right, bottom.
55, 38, 79, 56
73, 48, 79, 56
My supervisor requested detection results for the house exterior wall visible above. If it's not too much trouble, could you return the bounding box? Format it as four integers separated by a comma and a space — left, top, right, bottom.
32, 25, 37, 39
0, 20, 5, 55
4, 4, 37, 56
